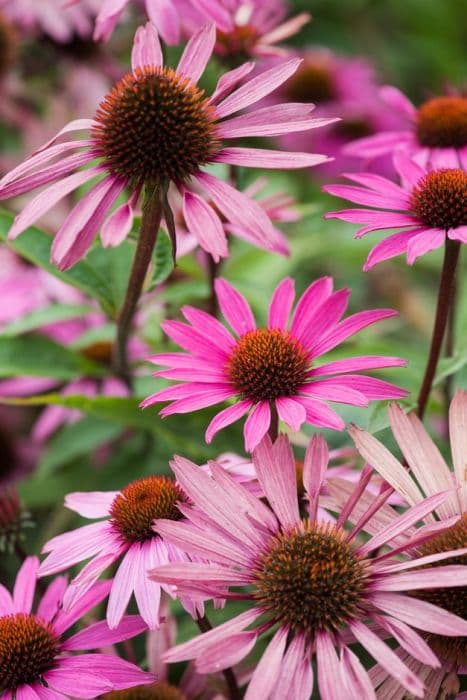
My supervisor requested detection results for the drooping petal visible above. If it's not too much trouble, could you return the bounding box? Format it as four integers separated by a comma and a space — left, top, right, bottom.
244, 627, 287, 700
183, 189, 228, 261
205, 400, 252, 443
253, 435, 300, 528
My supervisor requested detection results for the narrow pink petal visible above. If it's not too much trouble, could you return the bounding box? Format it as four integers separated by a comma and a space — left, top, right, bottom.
244, 401, 271, 452
218, 104, 336, 138
205, 400, 252, 443
300, 380, 368, 406
341, 171, 407, 197
13, 687, 41, 700
209, 62, 255, 104
324, 183, 408, 210
43, 668, 111, 699
268, 277, 295, 330
13, 556, 39, 613
290, 276, 333, 340
311, 356, 406, 377
37, 577, 68, 622
393, 150, 425, 188
214, 278, 255, 336
214, 147, 329, 169
62, 552, 121, 612
0, 151, 94, 199
107, 546, 139, 629
315, 632, 344, 700
310, 308, 398, 357
0, 584, 13, 615
52, 175, 126, 269
325, 208, 417, 232
8, 166, 103, 240
372, 592, 467, 636
341, 646, 376, 700
450, 390, 467, 503
35, 119, 95, 153
296, 287, 351, 349
244, 627, 287, 700
449, 224, 467, 243
181, 305, 236, 352
131, 22, 163, 71
373, 565, 467, 591
146, 0, 181, 45
380, 86, 416, 119
406, 228, 445, 264
304, 433, 329, 521
177, 23, 216, 84
261, 11, 311, 44
63, 615, 147, 651
158, 387, 234, 415
344, 130, 412, 158
299, 397, 345, 431
64, 491, 118, 518
215, 58, 302, 118
350, 620, 424, 698
160, 318, 229, 359
49, 653, 155, 690
101, 190, 138, 247
195, 632, 258, 673
183, 189, 228, 261
325, 375, 407, 401
252, 434, 300, 527
40, 521, 114, 574
163, 608, 261, 662
276, 396, 307, 431
133, 540, 162, 629
364, 230, 420, 269
374, 615, 439, 667
53, 580, 112, 636
271, 634, 309, 700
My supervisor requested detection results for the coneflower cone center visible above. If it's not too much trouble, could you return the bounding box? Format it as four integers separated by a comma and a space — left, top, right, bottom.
110, 476, 187, 543
92, 66, 220, 184
412, 514, 467, 666
285, 62, 335, 103
0, 613, 59, 689
410, 168, 467, 230
416, 96, 467, 148
253, 522, 367, 634
216, 25, 259, 58
103, 682, 187, 700
228, 328, 309, 402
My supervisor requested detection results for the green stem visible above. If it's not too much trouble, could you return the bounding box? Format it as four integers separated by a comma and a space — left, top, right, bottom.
416, 238, 461, 420
268, 402, 279, 443
112, 183, 165, 384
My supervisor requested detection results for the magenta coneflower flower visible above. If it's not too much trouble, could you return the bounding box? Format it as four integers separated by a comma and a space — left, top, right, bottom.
324, 151, 467, 269
142, 275, 407, 451
39, 475, 200, 630
192, 0, 310, 59
344, 85, 467, 170
0, 22, 333, 270
149, 435, 467, 699
350, 391, 467, 697
0, 556, 154, 698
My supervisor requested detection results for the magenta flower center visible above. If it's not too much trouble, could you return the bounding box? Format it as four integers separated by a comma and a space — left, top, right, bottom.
285, 62, 335, 103
92, 66, 220, 185
412, 513, 467, 666
228, 328, 309, 402
0, 613, 59, 689
410, 168, 467, 230
104, 682, 187, 700
253, 521, 367, 635
416, 96, 467, 148
110, 476, 187, 544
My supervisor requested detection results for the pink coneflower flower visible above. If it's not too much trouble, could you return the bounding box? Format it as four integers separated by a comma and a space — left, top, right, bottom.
324, 151, 467, 269
149, 435, 467, 699
142, 275, 407, 451
350, 391, 467, 697
0, 22, 333, 270
0, 556, 154, 698
164, 176, 294, 260
192, 0, 310, 59
1, 0, 99, 43
344, 86, 467, 169
39, 475, 200, 630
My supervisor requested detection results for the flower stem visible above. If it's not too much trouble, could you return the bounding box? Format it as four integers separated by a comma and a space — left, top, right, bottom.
207, 254, 221, 316
195, 615, 241, 700
416, 238, 461, 420
112, 182, 165, 384
268, 402, 279, 442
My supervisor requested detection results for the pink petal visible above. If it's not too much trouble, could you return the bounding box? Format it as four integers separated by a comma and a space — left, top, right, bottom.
315, 632, 342, 700
64, 491, 118, 518
344, 130, 412, 158
63, 615, 147, 651
311, 356, 406, 377
133, 540, 163, 629
215, 58, 302, 118
214, 147, 329, 169
160, 318, 230, 359
324, 183, 408, 210
393, 150, 425, 188
449, 224, 467, 243
304, 433, 329, 520
37, 576, 68, 622
209, 62, 255, 104
101, 189, 139, 247
205, 399, 252, 443
244, 401, 271, 451
261, 12, 311, 44
218, 103, 336, 138
183, 189, 227, 261
406, 228, 445, 264
181, 306, 236, 352
372, 592, 467, 636
380, 86, 416, 119
13, 556, 39, 613
195, 632, 258, 673
131, 22, 163, 71
276, 396, 307, 431
177, 23, 216, 84
44, 668, 111, 698
300, 379, 368, 406
373, 565, 467, 591
0, 151, 94, 199
341, 646, 376, 700
53, 580, 112, 636
299, 397, 345, 431
364, 230, 420, 269
244, 627, 287, 700
300, 288, 351, 350
107, 546, 139, 629
253, 434, 300, 528
290, 276, 333, 340
268, 277, 295, 330
450, 390, 467, 502
158, 387, 234, 416
214, 278, 255, 336
374, 615, 439, 667
146, 0, 181, 45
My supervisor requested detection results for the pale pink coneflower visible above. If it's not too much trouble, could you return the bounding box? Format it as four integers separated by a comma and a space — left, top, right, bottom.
344, 86, 467, 170
349, 391, 467, 699
0, 556, 154, 698
192, 0, 310, 59
324, 151, 467, 269
141, 275, 407, 451
0, 22, 335, 269
148, 434, 467, 699
39, 475, 201, 630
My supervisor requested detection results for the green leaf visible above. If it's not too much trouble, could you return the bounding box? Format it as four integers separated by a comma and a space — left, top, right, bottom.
0, 210, 115, 315
38, 416, 122, 475
435, 352, 467, 384
150, 231, 174, 288
0, 335, 102, 379
0, 304, 94, 338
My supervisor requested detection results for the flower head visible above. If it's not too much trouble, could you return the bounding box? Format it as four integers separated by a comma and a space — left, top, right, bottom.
0, 556, 154, 697
324, 151, 467, 268
149, 435, 467, 698
344, 86, 467, 170
39, 475, 199, 630
350, 391, 467, 695
142, 276, 407, 451
0, 22, 333, 269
